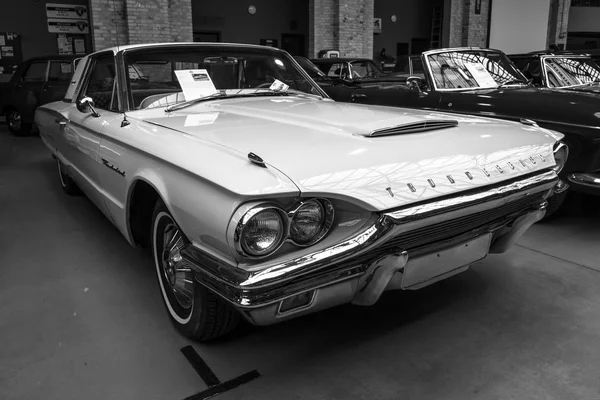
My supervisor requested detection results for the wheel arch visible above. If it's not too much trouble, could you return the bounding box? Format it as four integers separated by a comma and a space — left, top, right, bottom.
126, 173, 174, 249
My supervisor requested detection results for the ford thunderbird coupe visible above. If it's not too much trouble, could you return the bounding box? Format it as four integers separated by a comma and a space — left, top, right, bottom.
35, 43, 567, 341
306, 47, 600, 216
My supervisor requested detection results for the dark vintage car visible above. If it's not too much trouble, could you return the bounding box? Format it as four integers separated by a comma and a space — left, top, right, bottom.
310, 57, 407, 82
304, 47, 600, 217
508, 51, 600, 93
0, 55, 77, 135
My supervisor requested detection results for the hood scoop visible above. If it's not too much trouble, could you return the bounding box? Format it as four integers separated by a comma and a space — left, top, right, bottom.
364, 119, 459, 137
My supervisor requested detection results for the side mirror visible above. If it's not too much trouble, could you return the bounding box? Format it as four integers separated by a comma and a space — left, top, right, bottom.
407, 76, 425, 92
77, 96, 100, 117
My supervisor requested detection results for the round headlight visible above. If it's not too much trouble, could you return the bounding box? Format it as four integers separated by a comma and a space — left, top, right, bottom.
290, 200, 334, 246
553, 142, 569, 173
240, 209, 284, 257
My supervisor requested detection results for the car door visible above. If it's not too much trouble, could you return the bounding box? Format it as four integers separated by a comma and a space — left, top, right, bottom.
60, 52, 122, 213
40, 60, 75, 106
13, 60, 48, 123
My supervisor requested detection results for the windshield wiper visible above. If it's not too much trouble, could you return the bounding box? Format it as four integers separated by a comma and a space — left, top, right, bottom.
165, 91, 292, 113
498, 78, 531, 88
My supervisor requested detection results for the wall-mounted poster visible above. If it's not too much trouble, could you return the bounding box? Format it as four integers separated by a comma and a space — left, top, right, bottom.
1, 46, 14, 57
48, 19, 90, 34
74, 38, 85, 54
57, 34, 73, 55
374, 18, 382, 34
46, 3, 89, 19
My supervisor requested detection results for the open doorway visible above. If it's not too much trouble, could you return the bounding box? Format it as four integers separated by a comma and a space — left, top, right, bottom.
193, 31, 221, 43
281, 34, 306, 57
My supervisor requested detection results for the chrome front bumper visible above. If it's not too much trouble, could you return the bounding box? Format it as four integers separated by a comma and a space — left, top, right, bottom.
568, 172, 600, 189
181, 170, 558, 326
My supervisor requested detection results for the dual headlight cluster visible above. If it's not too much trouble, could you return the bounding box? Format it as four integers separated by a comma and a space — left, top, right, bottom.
552, 141, 569, 174
233, 199, 335, 258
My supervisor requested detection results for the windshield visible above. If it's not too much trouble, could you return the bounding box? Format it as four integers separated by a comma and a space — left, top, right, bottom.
349, 60, 384, 79
542, 56, 600, 87
124, 46, 323, 110
294, 56, 327, 79
426, 50, 527, 90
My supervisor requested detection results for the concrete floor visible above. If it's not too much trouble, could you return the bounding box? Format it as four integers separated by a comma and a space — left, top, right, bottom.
1, 125, 599, 400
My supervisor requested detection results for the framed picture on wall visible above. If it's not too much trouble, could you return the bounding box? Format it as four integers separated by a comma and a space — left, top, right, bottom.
374, 18, 382, 34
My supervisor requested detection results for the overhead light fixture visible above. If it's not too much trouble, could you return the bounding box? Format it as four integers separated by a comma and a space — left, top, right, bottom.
391, 14, 397, 23
248, 5, 257, 15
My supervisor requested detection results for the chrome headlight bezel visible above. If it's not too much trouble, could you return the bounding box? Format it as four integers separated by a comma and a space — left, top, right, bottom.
289, 199, 335, 248
552, 141, 569, 174
230, 198, 335, 259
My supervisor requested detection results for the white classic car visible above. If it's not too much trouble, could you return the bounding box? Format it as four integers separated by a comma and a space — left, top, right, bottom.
36, 43, 568, 341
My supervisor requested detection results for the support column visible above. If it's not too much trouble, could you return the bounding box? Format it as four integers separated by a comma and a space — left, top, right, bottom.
546, 0, 570, 50
309, 0, 374, 58
447, 0, 490, 48
89, 0, 193, 52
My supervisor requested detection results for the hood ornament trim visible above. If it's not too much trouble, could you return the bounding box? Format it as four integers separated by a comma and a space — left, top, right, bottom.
248, 152, 267, 168
365, 119, 459, 137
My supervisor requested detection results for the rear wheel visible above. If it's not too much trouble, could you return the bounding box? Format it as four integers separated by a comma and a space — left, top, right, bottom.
151, 200, 240, 341
7, 109, 32, 136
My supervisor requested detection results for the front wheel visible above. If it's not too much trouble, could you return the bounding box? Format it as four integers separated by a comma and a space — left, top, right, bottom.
7, 109, 32, 136
151, 200, 240, 341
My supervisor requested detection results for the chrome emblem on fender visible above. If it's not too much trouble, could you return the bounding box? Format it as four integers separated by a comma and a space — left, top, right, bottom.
539, 154, 546, 162
482, 168, 491, 177
427, 179, 436, 188
386, 187, 394, 197
519, 159, 527, 167
407, 183, 416, 192
529, 156, 537, 164
465, 171, 473, 180
507, 162, 515, 170
495, 165, 504, 174
446, 175, 455, 184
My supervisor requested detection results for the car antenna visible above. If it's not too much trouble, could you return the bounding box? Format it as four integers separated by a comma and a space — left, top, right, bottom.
112, 0, 130, 127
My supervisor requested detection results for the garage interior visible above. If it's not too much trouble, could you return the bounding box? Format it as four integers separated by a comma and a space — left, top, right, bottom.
2, 0, 600, 399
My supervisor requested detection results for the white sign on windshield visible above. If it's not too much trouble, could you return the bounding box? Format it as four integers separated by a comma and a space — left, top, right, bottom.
464, 62, 497, 88
174, 69, 218, 101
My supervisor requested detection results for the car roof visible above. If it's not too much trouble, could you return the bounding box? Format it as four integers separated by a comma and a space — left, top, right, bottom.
90, 42, 286, 56
310, 58, 372, 63
22, 54, 78, 63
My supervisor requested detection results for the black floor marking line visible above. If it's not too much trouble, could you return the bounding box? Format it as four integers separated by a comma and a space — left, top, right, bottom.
183, 370, 261, 400
181, 345, 221, 387
180, 346, 261, 400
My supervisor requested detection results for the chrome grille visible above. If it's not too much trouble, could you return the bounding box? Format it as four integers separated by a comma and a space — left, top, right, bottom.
379, 192, 546, 252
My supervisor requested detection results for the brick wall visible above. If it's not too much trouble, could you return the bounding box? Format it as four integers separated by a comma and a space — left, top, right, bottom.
447, 0, 490, 48
546, 0, 570, 49
309, 0, 374, 58
90, 0, 192, 52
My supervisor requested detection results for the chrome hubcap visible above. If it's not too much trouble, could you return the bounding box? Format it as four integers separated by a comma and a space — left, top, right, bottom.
160, 222, 193, 310
8, 112, 21, 131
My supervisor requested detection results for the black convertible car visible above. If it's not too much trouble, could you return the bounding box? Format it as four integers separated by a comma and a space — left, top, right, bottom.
302, 47, 600, 218
508, 51, 600, 94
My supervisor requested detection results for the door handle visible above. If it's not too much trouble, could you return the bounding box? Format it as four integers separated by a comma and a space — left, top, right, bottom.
351, 93, 368, 102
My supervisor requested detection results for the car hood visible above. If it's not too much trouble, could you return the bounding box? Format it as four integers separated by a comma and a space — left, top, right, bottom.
450, 87, 600, 134
135, 97, 559, 211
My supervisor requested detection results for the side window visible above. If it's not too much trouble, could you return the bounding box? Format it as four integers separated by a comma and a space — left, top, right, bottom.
48, 61, 74, 82
81, 53, 118, 111
22, 62, 48, 82
411, 57, 425, 78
